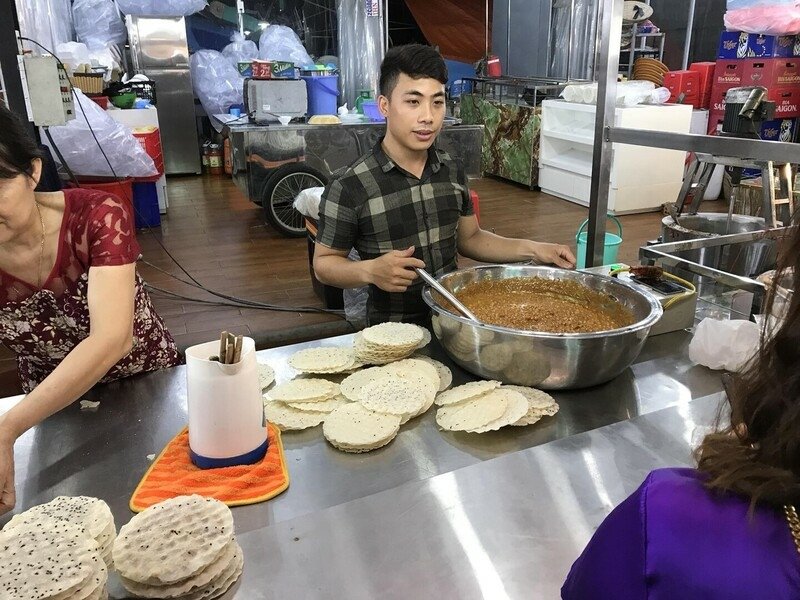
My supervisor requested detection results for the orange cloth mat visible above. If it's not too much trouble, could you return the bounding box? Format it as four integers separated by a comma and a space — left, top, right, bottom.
130, 424, 289, 512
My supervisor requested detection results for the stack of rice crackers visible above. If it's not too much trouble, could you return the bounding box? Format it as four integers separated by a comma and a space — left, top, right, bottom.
114, 495, 243, 599
435, 382, 559, 433
0, 496, 115, 600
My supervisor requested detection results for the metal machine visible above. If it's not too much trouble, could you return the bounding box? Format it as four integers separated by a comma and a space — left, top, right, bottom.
244, 79, 308, 124
18, 55, 74, 126
127, 16, 201, 175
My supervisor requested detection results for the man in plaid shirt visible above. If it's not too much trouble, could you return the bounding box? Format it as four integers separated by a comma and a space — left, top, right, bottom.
315, 45, 575, 325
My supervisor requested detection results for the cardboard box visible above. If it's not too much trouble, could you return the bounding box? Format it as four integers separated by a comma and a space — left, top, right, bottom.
760, 117, 799, 142
772, 86, 800, 118
706, 114, 799, 140
742, 58, 800, 87
690, 62, 716, 105
664, 70, 700, 100
271, 61, 295, 79
718, 31, 799, 59
710, 84, 731, 113
713, 60, 744, 87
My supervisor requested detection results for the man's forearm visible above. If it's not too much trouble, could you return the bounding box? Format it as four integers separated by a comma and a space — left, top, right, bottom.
314, 254, 373, 289
458, 230, 535, 263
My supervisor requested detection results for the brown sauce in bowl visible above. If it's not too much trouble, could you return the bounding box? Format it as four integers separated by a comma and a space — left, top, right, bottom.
451, 277, 636, 333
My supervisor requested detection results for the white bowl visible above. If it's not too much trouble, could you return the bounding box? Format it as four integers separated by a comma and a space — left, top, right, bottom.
278, 116, 292, 126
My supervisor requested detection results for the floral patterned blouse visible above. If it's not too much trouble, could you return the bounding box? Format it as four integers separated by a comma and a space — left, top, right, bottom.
0, 188, 180, 393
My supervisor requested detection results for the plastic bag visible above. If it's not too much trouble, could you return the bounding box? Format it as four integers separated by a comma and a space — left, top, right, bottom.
46, 89, 157, 178
190, 50, 244, 117
560, 81, 659, 106
258, 25, 313, 66
116, 0, 207, 16
72, 0, 127, 50
725, 5, 800, 35
688, 318, 760, 372
293, 187, 325, 220
222, 32, 259, 69
17, 0, 75, 58
343, 249, 368, 328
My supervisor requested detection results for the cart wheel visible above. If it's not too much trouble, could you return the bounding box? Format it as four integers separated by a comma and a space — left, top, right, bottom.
260, 164, 328, 237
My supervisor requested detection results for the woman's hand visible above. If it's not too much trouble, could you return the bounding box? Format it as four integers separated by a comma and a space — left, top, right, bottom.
0, 425, 16, 515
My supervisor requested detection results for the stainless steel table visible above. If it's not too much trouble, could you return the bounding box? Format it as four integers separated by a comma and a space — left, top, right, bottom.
0, 331, 723, 598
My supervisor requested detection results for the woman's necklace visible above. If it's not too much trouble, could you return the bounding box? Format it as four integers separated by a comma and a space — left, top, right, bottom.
34, 200, 45, 289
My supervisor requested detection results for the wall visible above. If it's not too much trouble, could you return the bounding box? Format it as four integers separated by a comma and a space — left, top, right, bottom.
492, 0, 551, 78
492, 0, 727, 79
652, 0, 726, 68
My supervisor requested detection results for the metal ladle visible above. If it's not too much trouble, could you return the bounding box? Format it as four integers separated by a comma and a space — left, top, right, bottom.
415, 268, 482, 323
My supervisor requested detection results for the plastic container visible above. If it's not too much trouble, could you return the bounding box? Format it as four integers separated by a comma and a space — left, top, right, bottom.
88, 95, 109, 109
132, 181, 161, 228
361, 99, 385, 122
109, 92, 136, 109
575, 216, 623, 268
301, 75, 339, 117
208, 144, 223, 175
132, 128, 164, 175
355, 90, 373, 114
185, 337, 268, 469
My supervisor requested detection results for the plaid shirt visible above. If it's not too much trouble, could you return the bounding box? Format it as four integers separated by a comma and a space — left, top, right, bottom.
317, 139, 474, 325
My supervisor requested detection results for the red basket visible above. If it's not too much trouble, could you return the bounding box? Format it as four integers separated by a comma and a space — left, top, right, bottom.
133, 129, 164, 175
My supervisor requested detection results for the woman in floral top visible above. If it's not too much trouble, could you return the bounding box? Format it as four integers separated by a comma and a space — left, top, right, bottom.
0, 105, 179, 515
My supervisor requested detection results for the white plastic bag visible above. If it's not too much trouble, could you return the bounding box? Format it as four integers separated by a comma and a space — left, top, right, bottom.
258, 25, 313, 66
72, 0, 127, 50
47, 89, 157, 178
222, 32, 259, 69
725, 5, 800, 35
190, 50, 244, 117
688, 318, 760, 372
560, 81, 658, 106
116, 0, 207, 16
293, 187, 325, 220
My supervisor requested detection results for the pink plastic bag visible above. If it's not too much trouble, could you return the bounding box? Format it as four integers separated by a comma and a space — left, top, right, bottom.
725, 5, 800, 35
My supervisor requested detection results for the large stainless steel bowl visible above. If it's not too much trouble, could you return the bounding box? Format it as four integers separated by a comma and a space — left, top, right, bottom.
422, 265, 663, 390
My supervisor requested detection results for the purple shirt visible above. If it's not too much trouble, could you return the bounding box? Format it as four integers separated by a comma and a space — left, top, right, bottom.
562, 468, 800, 599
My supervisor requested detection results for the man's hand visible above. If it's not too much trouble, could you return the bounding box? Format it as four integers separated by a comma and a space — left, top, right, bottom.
0, 428, 16, 516
365, 246, 426, 293
530, 242, 577, 269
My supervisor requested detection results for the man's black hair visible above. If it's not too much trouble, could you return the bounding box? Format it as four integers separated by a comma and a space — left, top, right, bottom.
379, 44, 448, 98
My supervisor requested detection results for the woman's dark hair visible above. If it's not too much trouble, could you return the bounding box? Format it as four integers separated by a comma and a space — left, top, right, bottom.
0, 103, 43, 179
696, 219, 800, 508
379, 44, 448, 98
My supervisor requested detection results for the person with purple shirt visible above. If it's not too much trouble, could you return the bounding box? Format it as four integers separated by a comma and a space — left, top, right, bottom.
562, 224, 800, 598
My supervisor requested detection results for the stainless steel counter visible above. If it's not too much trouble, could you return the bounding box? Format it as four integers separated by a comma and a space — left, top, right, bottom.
0, 331, 723, 598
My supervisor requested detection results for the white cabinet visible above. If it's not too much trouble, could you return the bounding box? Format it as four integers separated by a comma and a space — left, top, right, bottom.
539, 99, 692, 214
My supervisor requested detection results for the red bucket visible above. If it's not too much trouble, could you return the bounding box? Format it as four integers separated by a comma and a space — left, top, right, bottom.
77, 177, 134, 217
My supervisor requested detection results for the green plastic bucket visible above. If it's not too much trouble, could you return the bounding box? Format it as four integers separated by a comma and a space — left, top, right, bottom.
575, 216, 623, 268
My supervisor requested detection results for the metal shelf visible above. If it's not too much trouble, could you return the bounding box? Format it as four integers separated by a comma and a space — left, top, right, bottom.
583, 0, 800, 267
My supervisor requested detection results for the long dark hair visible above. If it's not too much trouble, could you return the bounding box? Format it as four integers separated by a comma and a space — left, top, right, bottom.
0, 104, 43, 179
696, 222, 800, 508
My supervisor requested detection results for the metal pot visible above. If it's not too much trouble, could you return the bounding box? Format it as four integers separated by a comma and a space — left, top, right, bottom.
661, 214, 777, 286
422, 266, 663, 390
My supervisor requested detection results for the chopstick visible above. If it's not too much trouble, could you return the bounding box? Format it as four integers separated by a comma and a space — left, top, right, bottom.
211, 331, 244, 364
